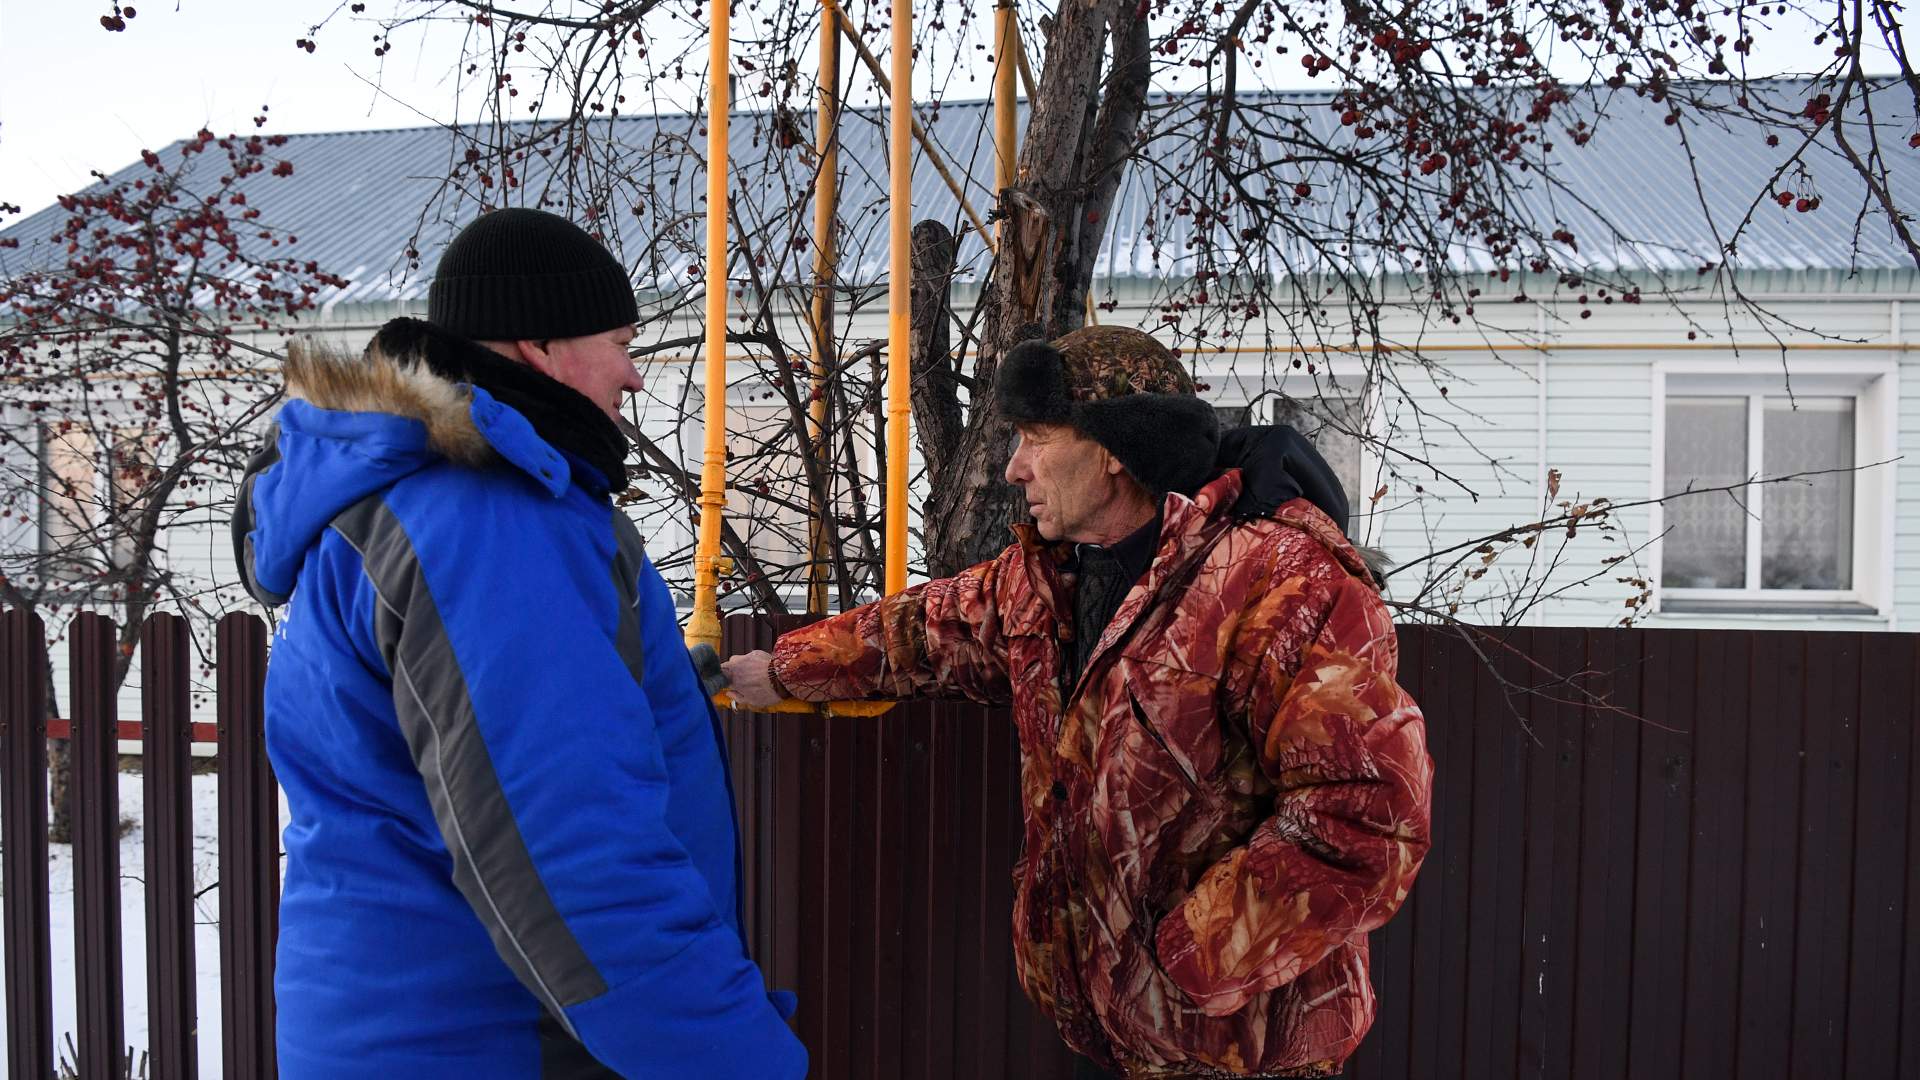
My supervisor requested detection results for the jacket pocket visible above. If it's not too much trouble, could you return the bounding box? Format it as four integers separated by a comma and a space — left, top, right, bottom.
1126, 689, 1202, 797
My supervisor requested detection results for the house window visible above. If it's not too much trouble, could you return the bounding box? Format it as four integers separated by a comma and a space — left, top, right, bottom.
1213, 404, 1253, 429
1658, 370, 1890, 614
39, 424, 101, 560
35, 422, 157, 581
724, 404, 812, 572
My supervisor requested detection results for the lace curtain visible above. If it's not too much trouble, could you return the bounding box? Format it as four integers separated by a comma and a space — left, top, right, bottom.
1662, 395, 1854, 591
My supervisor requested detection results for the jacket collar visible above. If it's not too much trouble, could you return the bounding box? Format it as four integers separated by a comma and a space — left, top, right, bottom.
1065, 512, 1161, 584
284, 328, 600, 497
1066, 471, 1242, 699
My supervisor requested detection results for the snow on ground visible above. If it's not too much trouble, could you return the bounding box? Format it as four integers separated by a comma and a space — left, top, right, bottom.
0, 771, 286, 1079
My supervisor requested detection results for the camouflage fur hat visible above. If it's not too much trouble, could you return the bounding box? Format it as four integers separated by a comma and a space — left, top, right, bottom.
995, 326, 1220, 496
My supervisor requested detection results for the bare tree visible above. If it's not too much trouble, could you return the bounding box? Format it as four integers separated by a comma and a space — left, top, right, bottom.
261, 0, 1911, 610
0, 125, 345, 837
16, 0, 1904, 648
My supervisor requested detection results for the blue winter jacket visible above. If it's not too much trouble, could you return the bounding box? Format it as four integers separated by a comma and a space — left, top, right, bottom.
234, 336, 806, 1078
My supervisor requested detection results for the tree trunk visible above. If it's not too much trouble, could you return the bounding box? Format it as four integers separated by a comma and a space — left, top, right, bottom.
1068, 0, 1152, 297
922, 0, 1139, 576
909, 220, 962, 496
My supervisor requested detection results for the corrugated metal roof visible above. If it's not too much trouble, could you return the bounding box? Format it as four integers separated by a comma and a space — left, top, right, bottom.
2, 80, 1911, 304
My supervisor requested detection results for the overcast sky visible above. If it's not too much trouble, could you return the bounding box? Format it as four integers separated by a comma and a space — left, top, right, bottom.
0, 0, 941, 218
1, 2, 476, 216
0, 0, 1864, 222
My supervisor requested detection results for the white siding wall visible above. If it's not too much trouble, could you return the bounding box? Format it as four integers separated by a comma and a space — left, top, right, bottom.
1538, 346, 1655, 626
9, 281, 1919, 650
1893, 299, 1920, 626
0, 403, 39, 558
1146, 285, 1918, 631
1373, 328, 1548, 625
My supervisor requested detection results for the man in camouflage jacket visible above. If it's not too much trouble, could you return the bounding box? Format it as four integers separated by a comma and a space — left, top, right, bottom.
725, 327, 1432, 1078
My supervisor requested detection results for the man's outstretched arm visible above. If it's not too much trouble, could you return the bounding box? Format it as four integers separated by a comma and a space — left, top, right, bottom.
724, 551, 1024, 708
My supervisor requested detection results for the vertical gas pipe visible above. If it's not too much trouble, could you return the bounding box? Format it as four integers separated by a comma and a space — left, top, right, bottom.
807, 4, 842, 615
687, 0, 733, 654
994, 1, 1017, 200
884, 0, 912, 594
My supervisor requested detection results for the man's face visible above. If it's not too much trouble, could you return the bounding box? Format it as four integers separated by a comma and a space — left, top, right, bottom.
1003, 423, 1126, 543
524, 324, 644, 419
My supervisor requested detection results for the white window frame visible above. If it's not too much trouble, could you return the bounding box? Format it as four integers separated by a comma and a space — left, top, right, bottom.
1649, 360, 1897, 616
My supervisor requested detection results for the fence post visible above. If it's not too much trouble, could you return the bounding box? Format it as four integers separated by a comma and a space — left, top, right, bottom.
71, 611, 126, 1077
144, 612, 199, 1078
1, 608, 54, 1080
218, 611, 278, 1079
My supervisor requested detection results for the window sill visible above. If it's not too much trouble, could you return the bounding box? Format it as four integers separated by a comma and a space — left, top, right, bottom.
1645, 598, 1891, 632
1658, 597, 1880, 617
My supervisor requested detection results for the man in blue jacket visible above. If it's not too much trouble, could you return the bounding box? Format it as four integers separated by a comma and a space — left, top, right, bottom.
232, 208, 806, 1078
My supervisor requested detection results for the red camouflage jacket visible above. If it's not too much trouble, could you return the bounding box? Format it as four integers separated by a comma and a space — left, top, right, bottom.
771, 469, 1433, 1078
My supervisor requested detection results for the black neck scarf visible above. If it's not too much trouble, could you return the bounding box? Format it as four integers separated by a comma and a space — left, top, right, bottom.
371, 317, 630, 492
1063, 511, 1163, 690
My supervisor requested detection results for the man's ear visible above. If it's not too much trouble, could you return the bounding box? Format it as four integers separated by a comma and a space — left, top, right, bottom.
512, 339, 555, 377
1104, 447, 1128, 476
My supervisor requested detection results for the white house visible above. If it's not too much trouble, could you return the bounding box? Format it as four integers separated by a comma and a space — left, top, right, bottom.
4, 84, 1915, 638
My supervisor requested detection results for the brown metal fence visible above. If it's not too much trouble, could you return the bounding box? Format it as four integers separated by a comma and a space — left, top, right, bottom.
2, 610, 1916, 1079
0, 609, 277, 1080
722, 616, 1920, 1080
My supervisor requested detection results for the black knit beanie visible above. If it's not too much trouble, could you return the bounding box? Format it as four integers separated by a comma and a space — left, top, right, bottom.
428, 208, 640, 342
995, 326, 1220, 497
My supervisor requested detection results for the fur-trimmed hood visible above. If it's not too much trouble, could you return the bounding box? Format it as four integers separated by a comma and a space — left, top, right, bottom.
233, 334, 586, 606
282, 336, 497, 467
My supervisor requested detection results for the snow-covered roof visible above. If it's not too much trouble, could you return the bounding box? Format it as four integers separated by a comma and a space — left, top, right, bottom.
2, 80, 1912, 306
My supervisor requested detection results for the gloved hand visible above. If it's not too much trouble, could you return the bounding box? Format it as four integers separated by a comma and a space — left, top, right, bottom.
688, 643, 731, 696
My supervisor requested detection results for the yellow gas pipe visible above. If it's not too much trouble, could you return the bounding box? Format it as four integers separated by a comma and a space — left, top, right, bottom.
884, 0, 912, 597
994, 1, 1017, 213
689, 0, 906, 718
685, 0, 734, 659
805, 3, 841, 618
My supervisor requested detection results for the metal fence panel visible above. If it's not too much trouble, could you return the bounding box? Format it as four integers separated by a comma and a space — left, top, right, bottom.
722, 618, 1919, 1080
0, 611, 1913, 1079
144, 612, 201, 1079
218, 612, 279, 1080
70, 612, 126, 1078
1, 609, 54, 1080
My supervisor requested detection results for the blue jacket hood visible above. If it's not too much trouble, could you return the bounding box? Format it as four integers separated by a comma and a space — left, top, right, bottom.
234, 341, 575, 606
